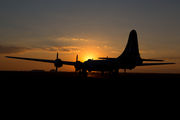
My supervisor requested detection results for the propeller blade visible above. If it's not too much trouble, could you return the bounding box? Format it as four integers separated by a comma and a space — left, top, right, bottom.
57, 52, 58, 59
76, 55, 78, 62
56, 67, 58, 72
124, 69, 126, 74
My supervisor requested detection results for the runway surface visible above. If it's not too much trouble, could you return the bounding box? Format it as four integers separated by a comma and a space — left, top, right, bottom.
1, 71, 180, 97
0, 71, 179, 80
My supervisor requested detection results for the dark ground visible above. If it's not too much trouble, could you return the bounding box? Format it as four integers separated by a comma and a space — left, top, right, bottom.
0, 71, 179, 80
1, 71, 179, 100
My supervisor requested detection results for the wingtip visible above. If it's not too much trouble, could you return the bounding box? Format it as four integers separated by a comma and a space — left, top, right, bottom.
5, 56, 15, 58
169, 63, 176, 64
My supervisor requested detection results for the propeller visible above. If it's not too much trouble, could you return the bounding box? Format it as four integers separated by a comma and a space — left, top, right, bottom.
75, 55, 78, 73
75, 55, 82, 73
56, 52, 58, 72
54, 52, 63, 72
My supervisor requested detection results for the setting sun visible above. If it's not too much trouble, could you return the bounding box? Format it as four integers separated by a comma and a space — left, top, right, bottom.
82, 53, 96, 62
79, 48, 101, 62
83, 56, 94, 61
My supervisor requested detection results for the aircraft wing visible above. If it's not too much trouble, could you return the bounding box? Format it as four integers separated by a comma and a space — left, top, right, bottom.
62, 61, 79, 66
6, 56, 55, 63
5, 56, 79, 66
137, 63, 175, 66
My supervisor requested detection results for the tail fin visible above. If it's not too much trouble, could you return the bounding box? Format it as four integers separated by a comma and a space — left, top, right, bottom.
118, 30, 140, 59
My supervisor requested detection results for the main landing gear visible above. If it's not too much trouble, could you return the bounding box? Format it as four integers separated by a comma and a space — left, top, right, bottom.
124, 69, 126, 74
77, 69, 88, 77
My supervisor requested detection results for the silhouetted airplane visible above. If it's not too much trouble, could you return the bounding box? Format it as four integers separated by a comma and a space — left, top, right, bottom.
6, 30, 175, 76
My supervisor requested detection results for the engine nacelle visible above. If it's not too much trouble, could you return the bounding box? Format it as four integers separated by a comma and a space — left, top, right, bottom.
54, 59, 63, 68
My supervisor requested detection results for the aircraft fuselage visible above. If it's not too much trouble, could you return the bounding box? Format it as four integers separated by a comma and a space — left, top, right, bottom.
82, 57, 143, 72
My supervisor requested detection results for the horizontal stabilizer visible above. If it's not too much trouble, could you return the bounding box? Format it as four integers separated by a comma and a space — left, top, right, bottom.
137, 63, 175, 66
142, 59, 164, 62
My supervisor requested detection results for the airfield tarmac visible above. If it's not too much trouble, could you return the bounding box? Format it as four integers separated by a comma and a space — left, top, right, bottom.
0, 71, 179, 80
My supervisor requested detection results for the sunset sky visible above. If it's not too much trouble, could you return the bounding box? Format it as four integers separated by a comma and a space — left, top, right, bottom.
0, 0, 179, 73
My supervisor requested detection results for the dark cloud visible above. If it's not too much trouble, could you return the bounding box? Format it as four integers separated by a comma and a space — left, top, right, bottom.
0, 45, 80, 54
163, 57, 180, 60
46, 46, 80, 53
0, 45, 32, 54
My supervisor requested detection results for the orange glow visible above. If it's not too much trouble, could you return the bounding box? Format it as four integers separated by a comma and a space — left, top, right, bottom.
0, 46, 179, 73
80, 49, 100, 62
83, 55, 95, 61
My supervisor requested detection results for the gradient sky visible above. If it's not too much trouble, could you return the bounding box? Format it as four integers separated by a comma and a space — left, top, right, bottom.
0, 0, 179, 73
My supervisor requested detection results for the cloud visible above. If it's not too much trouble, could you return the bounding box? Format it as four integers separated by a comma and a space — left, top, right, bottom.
104, 46, 111, 49
139, 50, 147, 53
167, 57, 180, 59
111, 51, 120, 53
45, 46, 80, 53
139, 50, 154, 53
0, 45, 80, 54
104, 46, 108, 49
0, 45, 32, 54
57, 37, 89, 42
158, 57, 180, 60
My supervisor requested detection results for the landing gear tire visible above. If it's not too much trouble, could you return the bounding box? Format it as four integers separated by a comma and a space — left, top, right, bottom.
78, 70, 82, 76
115, 69, 119, 76
101, 71, 104, 76
82, 69, 87, 77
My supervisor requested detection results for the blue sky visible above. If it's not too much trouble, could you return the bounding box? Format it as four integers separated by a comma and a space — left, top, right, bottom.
0, 0, 179, 72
